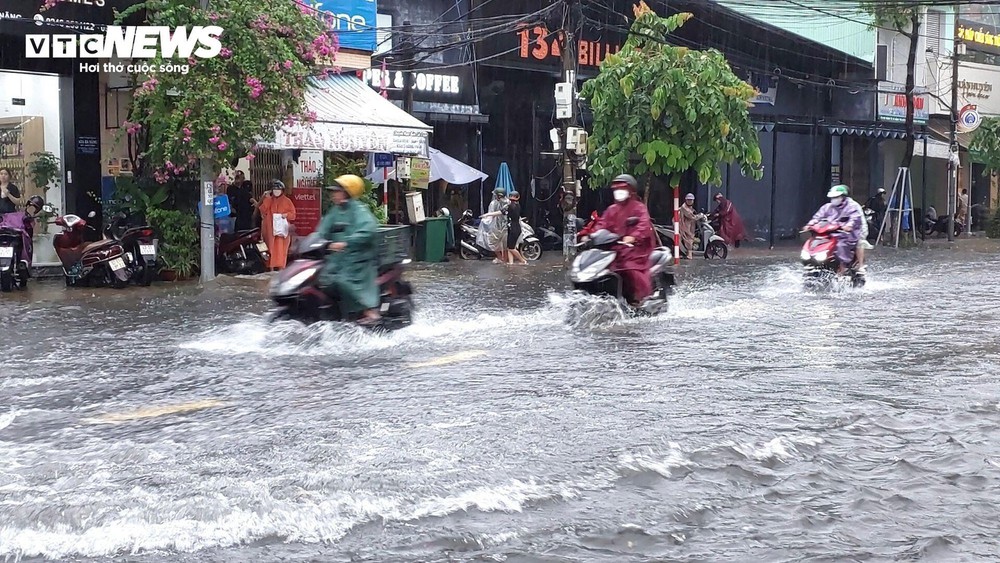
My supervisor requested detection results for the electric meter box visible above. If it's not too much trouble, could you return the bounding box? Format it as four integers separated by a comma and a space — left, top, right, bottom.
405, 191, 425, 223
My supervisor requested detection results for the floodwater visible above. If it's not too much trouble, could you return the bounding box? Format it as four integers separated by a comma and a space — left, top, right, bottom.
3, 247, 1000, 562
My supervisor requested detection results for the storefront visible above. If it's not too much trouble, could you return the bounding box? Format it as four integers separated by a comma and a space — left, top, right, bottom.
254, 73, 433, 232
1, 0, 141, 265
359, 55, 487, 216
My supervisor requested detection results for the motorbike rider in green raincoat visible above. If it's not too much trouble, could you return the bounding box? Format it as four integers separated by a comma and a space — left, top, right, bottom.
317, 174, 381, 325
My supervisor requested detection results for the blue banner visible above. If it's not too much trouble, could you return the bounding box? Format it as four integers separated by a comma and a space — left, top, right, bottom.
199, 195, 232, 219
311, 0, 377, 52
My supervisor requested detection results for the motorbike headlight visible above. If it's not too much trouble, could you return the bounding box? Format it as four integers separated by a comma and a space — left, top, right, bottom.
814, 251, 828, 263
271, 267, 317, 295
800, 249, 810, 261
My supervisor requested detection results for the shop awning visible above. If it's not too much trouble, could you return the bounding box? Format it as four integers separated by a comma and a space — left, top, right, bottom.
827, 125, 911, 139
927, 123, 973, 151
367, 147, 488, 185
914, 137, 954, 160
257, 74, 433, 156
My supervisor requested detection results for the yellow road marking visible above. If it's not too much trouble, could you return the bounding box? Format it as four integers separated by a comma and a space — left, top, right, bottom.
408, 350, 488, 369
83, 399, 226, 424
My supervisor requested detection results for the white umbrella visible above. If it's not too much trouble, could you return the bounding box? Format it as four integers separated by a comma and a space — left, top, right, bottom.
367, 147, 488, 185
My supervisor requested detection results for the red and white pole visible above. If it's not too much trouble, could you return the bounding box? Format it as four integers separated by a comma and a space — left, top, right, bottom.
673, 185, 680, 265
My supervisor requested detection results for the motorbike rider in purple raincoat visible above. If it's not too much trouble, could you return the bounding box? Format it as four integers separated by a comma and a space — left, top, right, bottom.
804, 185, 862, 274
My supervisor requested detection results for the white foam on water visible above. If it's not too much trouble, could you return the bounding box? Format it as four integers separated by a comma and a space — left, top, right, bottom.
0, 409, 17, 432
179, 306, 569, 358
727, 435, 825, 462
0, 477, 590, 560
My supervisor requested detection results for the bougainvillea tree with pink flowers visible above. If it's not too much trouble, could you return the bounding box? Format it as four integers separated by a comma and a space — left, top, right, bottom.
115, 0, 339, 182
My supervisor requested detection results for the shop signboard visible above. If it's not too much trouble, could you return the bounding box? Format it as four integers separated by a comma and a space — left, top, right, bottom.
261, 123, 428, 157
291, 149, 324, 235
876, 81, 929, 124
0, 0, 143, 34
474, 0, 625, 73
957, 62, 1000, 117
958, 5, 1000, 56
308, 0, 377, 53
409, 157, 430, 189
747, 72, 778, 106
374, 153, 394, 168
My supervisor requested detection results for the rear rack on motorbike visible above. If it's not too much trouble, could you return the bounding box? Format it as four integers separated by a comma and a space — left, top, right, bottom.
378, 225, 412, 268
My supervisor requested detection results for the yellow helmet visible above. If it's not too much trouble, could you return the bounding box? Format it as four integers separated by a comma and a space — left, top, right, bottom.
334, 174, 365, 199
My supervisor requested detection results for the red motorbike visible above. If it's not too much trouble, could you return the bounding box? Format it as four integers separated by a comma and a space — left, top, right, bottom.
216, 227, 269, 275
53, 212, 131, 288
800, 220, 865, 290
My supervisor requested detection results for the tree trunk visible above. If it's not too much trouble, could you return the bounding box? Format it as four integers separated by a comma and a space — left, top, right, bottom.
643, 173, 652, 206
901, 14, 921, 170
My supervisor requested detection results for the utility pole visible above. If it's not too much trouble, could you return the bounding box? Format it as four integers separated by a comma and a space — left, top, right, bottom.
557, 0, 580, 260
947, 18, 961, 243
199, 0, 215, 282
401, 21, 415, 115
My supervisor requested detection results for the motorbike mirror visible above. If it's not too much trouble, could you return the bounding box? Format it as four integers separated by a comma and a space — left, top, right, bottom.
42, 204, 53, 213
87, 211, 97, 218
626, 217, 639, 227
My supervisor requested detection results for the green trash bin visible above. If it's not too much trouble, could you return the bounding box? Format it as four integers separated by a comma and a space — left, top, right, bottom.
414, 217, 448, 262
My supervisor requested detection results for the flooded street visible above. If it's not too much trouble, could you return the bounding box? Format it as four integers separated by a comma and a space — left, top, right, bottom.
3, 248, 1000, 562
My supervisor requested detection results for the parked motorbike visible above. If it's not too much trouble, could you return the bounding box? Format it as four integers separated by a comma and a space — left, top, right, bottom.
921, 206, 963, 238
105, 213, 158, 286
800, 220, 865, 291
217, 227, 269, 275
693, 213, 728, 259
53, 211, 131, 288
0, 209, 37, 292
569, 226, 676, 316
268, 230, 414, 330
456, 210, 542, 261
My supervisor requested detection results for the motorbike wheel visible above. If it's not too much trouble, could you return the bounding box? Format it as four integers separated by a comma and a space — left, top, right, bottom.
705, 241, 728, 260
521, 241, 542, 261
459, 245, 479, 260
15, 263, 28, 290
0, 271, 12, 292
921, 222, 936, 237
134, 260, 154, 286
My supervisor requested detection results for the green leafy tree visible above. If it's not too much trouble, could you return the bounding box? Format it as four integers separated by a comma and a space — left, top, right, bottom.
323, 154, 388, 224
580, 2, 762, 192
861, 1, 922, 169
970, 117, 1000, 176
115, 0, 339, 182
970, 117, 1000, 236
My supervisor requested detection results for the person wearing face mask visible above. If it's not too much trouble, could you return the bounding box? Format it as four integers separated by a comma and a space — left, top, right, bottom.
317, 174, 381, 325
254, 179, 297, 271
804, 184, 863, 274
592, 174, 656, 306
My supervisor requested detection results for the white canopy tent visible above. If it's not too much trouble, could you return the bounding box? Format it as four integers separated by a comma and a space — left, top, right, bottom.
367, 147, 488, 185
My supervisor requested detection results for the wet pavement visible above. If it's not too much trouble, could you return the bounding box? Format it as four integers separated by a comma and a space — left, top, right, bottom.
3, 245, 1000, 562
